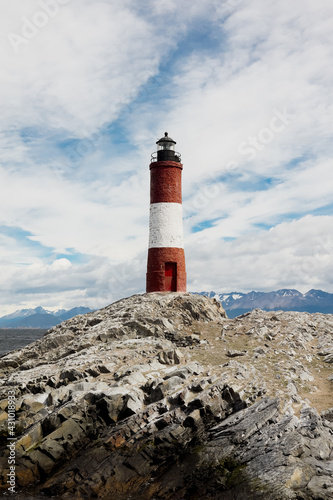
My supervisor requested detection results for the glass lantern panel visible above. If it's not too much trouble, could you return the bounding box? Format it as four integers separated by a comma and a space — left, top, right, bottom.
157, 142, 175, 151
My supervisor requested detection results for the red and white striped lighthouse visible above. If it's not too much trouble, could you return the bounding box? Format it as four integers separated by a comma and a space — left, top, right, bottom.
146, 132, 186, 293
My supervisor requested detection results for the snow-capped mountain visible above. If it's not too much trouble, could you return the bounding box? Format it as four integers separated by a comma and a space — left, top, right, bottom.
199, 289, 333, 318
0, 306, 94, 329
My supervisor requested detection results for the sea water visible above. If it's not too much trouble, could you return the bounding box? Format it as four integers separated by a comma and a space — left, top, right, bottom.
0, 329, 47, 357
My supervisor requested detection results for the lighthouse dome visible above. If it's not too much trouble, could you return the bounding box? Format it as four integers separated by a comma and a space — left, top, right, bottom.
156, 132, 176, 147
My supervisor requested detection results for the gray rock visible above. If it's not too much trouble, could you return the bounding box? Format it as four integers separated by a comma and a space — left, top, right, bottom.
321, 408, 333, 422
307, 475, 333, 498
59, 368, 85, 383
227, 349, 246, 358
0, 293, 332, 500
323, 353, 333, 363
209, 397, 279, 443
254, 347, 266, 355
149, 376, 185, 402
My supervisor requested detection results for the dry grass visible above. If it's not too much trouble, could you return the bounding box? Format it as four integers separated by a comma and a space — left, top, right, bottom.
183, 318, 333, 414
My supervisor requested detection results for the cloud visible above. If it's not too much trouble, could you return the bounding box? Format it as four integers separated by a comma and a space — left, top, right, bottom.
130, 0, 333, 187
184, 156, 333, 241
50, 258, 71, 271
0, 0, 332, 314
0, 252, 146, 315
2, 1, 165, 134
187, 215, 333, 294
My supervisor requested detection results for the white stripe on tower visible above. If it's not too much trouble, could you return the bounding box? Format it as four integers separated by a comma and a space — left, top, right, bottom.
148, 203, 184, 249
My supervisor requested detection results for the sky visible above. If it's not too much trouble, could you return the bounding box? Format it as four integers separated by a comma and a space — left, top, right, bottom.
0, 0, 333, 315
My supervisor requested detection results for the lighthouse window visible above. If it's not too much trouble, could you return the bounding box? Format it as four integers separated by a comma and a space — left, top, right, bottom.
157, 142, 175, 151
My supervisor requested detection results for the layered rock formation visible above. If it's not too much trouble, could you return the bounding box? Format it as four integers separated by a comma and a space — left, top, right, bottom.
0, 293, 332, 499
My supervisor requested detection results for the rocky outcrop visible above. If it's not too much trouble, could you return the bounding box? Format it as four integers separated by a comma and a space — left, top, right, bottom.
0, 293, 332, 499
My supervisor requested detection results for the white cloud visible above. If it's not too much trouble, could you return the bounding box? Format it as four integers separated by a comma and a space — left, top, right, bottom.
1, 1, 166, 135
0, 0, 332, 315
187, 215, 333, 294
132, 0, 333, 187
0, 252, 146, 315
50, 258, 72, 271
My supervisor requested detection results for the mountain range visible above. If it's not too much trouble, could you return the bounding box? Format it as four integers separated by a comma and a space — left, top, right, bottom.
0, 306, 94, 329
200, 288, 333, 318
1, 289, 332, 328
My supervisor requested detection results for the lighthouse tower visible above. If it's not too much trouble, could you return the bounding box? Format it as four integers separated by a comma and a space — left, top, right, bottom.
146, 133, 186, 293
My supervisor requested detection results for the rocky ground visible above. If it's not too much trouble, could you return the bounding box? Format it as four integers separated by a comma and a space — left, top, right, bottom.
0, 292, 332, 499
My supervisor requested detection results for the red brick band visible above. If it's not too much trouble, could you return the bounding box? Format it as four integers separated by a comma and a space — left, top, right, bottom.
150, 161, 183, 204
150, 161, 183, 170
146, 247, 186, 292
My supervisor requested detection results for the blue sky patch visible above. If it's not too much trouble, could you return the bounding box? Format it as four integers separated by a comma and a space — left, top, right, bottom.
192, 218, 220, 233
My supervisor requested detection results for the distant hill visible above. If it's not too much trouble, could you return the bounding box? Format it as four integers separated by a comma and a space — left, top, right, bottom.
59, 307, 94, 321
199, 289, 333, 318
0, 306, 94, 329
9, 314, 61, 329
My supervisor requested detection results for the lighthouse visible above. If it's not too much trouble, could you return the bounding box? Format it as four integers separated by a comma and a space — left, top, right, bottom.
146, 132, 186, 293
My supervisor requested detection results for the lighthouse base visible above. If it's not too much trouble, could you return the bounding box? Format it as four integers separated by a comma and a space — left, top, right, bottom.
146, 247, 186, 293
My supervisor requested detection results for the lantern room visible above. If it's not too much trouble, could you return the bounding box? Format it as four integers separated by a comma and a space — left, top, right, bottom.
155, 132, 181, 162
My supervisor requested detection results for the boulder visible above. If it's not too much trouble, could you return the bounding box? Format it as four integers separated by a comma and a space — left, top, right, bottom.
227, 350, 246, 358
321, 408, 333, 422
